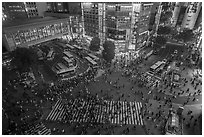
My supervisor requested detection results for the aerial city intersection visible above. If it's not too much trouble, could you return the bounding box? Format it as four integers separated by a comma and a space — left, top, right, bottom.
2, 2, 202, 135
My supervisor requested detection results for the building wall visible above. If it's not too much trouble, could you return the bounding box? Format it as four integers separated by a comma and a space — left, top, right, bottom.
82, 3, 99, 38
2, 2, 28, 20
2, 2, 47, 20
181, 2, 202, 30
132, 3, 153, 50
3, 18, 73, 51
36, 2, 47, 17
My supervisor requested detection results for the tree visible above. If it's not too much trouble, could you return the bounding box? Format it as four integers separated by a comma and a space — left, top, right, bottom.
160, 11, 172, 24
177, 29, 195, 43
10, 47, 37, 73
89, 37, 101, 51
155, 36, 167, 46
157, 26, 172, 35
102, 41, 115, 63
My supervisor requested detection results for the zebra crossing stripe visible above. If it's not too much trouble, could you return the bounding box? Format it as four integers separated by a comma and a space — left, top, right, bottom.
46, 99, 61, 120
133, 102, 138, 125
54, 103, 64, 121
111, 101, 114, 123
126, 102, 129, 125
123, 101, 126, 125
138, 102, 143, 125
57, 108, 65, 121
130, 102, 135, 125
75, 100, 83, 122
79, 101, 85, 123
85, 101, 91, 122
82, 101, 88, 122
50, 102, 63, 121
96, 104, 100, 123
108, 101, 111, 122
73, 99, 81, 122
99, 103, 102, 123
137, 102, 142, 125
135, 102, 141, 125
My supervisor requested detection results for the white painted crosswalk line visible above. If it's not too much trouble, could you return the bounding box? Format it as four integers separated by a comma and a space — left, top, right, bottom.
100, 104, 104, 123
51, 103, 63, 121
96, 105, 101, 123
72, 100, 80, 122
85, 101, 91, 123
135, 102, 140, 125
138, 102, 143, 125
133, 102, 138, 125
76, 101, 84, 122
136, 102, 142, 125
46, 99, 61, 120
111, 101, 114, 123
123, 101, 126, 124
130, 102, 135, 125
48, 99, 61, 118
114, 102, 117, 124
127, 103, 131, 125
125, 102, 128, 124
82, 101, 88, 122
57, 108, 65, 121
83, 101, 90, 122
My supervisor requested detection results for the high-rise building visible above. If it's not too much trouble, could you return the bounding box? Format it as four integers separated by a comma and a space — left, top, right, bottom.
82, 2, 153, 52
171, 2, 202, 30
2, 2, 28, 20
105, 2, 133, 52
181, 2, 202, 30
46, 2, 81, 15
2, 17, 74, 51
131, 2, 153, 50
44, 2, 83, 40
2, 2, 47, 21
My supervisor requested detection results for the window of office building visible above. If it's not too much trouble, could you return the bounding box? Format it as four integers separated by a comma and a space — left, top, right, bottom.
49, 25, 54, 35
24, 30, 31, 42
46, 25, 51, 36
37, 27, 43, 39
13, 32, 21, 45
19, 30, 26, 44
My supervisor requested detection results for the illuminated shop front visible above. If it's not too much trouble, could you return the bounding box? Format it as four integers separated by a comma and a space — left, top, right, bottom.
3, 17, 76, 51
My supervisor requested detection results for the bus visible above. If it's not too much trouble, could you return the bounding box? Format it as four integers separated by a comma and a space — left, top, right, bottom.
150, 61, 165, 72
72, 44, 83, 50
55, 41, 67, 49
53, 63, 76, 75
88, 53, 100, 61
63, 51, 73, 59
63, 56, 74, 67
144, 50, 153, 59
84, 56, 98, 68
66, 44, 75, 50
47, 50, 54, 60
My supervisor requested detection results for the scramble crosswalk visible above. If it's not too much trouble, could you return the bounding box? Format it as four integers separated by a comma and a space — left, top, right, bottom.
46, 98, 144, 125
46, 99, 67, 121
25, 122, 51, 135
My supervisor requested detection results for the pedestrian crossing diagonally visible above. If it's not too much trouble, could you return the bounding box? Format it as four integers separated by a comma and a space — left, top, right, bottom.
46, 98, 144, 125
46, 99, 66, 121
25, 122, 51, 135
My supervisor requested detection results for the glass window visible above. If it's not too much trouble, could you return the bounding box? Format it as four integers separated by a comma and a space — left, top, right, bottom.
13, 32, 21, 45
19, 30, 26, 43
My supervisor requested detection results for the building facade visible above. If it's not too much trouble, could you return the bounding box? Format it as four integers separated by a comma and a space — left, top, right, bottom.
181, 2, 202, 30
46, 2, 81, 15
171, 2, 202, 30
82, 2, 153, 52
2, 2, 47, 21
2, 17, 77, 51
131, 2, 153, 50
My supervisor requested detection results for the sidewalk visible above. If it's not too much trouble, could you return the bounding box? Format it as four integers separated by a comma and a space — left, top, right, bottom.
142, 99, 202, 135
